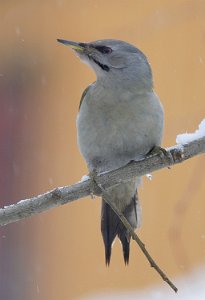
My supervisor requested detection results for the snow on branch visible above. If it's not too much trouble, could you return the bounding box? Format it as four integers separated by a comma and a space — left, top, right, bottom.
0, 129, 204, 227
176, 119, 205, 144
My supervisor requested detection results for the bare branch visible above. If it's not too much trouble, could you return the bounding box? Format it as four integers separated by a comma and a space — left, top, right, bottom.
0, 136, 204, 226
0, 136, 204, 292
99, 184, 178, 292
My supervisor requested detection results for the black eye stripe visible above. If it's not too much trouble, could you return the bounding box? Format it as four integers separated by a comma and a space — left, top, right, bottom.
92, 58, 110, 72
94, 45, 112, 54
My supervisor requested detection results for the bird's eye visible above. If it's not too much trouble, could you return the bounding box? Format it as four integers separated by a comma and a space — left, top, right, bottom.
95, 46, 112, 54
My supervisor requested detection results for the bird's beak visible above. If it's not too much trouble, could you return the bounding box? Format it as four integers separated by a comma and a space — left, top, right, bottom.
57, 39, 85, 52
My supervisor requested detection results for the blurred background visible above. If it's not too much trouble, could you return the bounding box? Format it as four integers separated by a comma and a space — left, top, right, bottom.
0, 1, 205, 299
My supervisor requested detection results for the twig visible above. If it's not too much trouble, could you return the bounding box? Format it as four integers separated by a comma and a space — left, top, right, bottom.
0, 136, 204, 226
99, 184, 178, 292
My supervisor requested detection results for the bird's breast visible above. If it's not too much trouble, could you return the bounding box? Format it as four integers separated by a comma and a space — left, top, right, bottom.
77, 87, 163, 172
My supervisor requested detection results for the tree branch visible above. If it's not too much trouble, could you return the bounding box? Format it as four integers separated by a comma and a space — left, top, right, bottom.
1, 136, 204, 226
1, 136, 204, 292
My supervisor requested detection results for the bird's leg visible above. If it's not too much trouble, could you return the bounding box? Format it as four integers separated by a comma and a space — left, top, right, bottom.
89, 169, 102, 197
147, 145, 174, 165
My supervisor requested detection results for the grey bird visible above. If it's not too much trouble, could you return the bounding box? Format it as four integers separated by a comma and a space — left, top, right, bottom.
57, 38, 164, 265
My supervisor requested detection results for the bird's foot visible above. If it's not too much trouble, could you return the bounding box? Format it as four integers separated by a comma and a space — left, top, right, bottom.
147, 146, 174, 166
89, 169, 102, 198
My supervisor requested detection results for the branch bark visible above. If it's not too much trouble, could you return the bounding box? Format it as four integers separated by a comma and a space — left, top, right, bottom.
0, 136, 204, 226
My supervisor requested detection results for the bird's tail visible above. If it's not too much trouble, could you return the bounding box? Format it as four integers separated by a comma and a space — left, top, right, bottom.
101, 192, 141, 265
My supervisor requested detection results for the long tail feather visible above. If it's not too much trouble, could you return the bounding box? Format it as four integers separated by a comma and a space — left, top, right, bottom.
101, 192, 139, 265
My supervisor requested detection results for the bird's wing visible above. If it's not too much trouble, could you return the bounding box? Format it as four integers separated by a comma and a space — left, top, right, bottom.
79, 82, 95, 110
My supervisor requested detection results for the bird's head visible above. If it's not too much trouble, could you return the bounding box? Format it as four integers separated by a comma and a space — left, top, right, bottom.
57, 39, 153, 90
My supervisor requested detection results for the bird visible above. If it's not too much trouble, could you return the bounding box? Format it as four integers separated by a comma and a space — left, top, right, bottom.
57, 38, 164, 265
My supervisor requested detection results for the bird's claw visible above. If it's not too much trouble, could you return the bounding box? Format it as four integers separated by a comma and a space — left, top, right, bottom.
89, 169, 102, 197
147, 146, 174, 165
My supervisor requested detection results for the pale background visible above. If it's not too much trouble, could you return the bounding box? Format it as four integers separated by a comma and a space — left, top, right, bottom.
0, 1, 205, 299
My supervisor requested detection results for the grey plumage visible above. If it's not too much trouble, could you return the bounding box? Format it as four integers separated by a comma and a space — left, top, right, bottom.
57, 38, 164, 264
